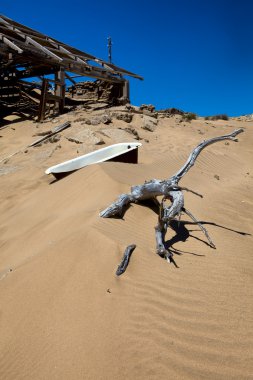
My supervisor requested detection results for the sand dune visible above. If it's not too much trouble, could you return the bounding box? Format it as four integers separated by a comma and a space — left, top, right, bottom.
0, 110, 252, 379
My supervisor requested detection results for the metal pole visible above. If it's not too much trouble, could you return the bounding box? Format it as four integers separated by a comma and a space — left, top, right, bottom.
107, 37, 112, 63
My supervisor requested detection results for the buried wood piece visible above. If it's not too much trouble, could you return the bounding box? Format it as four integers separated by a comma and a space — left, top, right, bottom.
0, 121, 71, 164
100, 129, 244, 262
29, 121, 71, 147
116, 244, 136, 276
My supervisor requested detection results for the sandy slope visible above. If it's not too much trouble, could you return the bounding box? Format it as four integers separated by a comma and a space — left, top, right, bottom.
0, 110, 252, 379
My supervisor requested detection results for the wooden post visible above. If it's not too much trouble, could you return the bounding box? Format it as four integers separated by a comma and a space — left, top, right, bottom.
122, 80, 129, 102
54, 68, 65, 114
38, 79, 49, 122
118, 80, 130, 105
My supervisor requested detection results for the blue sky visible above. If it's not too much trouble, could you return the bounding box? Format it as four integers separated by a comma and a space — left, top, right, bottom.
1, 0, 252, 116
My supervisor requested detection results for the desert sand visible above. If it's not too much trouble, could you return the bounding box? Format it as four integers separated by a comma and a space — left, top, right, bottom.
0, 107, 252, 379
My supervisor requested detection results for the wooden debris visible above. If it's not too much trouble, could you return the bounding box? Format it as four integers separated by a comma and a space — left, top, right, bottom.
116, 244, 136, 276
0, 121, 71, 164
29, 121, 71, 147
100, 129, 244, 264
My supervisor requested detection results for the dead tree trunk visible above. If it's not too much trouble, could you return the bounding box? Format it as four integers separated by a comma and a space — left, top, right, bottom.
100, 129, 244, 262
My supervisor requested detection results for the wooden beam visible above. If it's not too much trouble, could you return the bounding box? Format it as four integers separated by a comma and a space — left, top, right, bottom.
29, 121, 71, 146
0, 14, 143, 93
67, 65, 124, 83
0, 32, 133, 82
0, 16, 96, 60
16, 66, 56, 79
47, 38, 88, 66
0, 33, 23, 53
0, 17, 62, 62
0, 16, 142, 79
25, 36, 62, 62
65, 72, 76, 85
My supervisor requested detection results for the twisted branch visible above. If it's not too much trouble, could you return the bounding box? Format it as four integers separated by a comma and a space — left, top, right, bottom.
100, 129, 244, 263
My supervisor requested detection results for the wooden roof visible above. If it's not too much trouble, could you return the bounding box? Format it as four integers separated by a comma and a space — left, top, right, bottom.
0, 15, 143, 82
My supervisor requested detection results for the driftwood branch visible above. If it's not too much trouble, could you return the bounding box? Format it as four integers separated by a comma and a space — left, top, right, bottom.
100, 129, 244, 264
169, 128, 244, 182
116, 244, 136, 276
182, 207, 216, 248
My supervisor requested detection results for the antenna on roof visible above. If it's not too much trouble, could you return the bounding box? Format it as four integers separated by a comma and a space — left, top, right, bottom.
107, 36, 112, 64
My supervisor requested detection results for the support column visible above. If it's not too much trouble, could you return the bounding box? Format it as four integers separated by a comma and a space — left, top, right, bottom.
122, 80, 130, 104
54, 68, 65, 114
38, 79, 49, 122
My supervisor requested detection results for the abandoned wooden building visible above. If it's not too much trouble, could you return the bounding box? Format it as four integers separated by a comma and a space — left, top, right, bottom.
0, 15, 142, 121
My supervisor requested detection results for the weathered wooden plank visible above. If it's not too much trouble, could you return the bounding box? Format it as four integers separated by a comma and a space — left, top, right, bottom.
0, 33, 23, 53
28, 121, 71, 147
116, 245, 136, 276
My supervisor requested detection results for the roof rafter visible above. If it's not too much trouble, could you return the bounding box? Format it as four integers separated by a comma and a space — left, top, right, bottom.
0, 33, 23, 53
0, 14, 143, 82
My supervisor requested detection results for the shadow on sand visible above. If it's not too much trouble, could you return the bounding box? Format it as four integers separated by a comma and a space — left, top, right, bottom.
137, 200, 251, 267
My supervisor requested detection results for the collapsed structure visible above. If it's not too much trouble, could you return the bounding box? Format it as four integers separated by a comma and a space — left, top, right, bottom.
67, 80, 125, 104
0, 15, 142, 121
